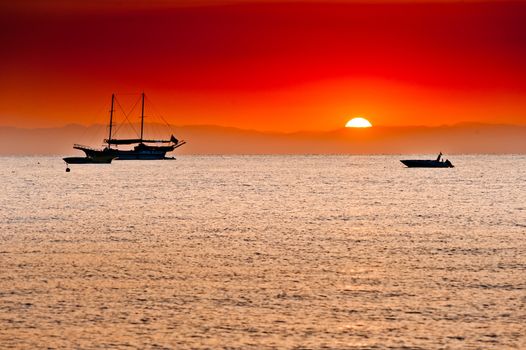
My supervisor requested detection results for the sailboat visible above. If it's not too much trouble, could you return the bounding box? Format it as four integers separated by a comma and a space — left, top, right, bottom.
73, 93, 186, 161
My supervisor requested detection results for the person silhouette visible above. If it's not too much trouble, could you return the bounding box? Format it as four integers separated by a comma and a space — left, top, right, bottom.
436, 152, 442, 161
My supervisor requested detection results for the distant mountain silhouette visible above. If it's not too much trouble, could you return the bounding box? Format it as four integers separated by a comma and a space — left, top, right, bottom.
1, 123, 525, 155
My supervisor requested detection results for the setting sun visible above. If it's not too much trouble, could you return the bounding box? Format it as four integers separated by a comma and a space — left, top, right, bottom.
345, 117, 372, 128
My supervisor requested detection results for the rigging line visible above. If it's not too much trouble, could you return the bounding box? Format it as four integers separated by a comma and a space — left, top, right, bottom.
112, 97, 130, 137
124, 95, 141, 117
127, 94, 142, 136
144, 95, 176, 135
116, 94, 141, 120
146, 99, 165, 139
152, 114, 164, 140
146, 98, 164, 138
140, 95, 160, 138
113, 95, 140, 138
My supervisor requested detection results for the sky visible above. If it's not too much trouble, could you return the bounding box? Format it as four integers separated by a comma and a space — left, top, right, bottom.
1, 0, 526, 132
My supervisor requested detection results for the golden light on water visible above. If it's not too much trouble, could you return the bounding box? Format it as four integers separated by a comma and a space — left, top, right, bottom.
345, 117, 372, 128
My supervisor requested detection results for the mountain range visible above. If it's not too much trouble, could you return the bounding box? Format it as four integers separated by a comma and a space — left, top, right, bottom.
0, 123, 525, 155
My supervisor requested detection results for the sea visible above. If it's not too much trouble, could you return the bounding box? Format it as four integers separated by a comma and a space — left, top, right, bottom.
0, 155, 525, 349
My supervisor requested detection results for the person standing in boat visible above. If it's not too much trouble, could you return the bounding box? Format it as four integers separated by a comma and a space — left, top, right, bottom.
436, 152, 442, 161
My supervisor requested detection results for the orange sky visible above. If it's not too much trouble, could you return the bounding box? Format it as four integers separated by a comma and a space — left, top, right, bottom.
1, 0, 525, 131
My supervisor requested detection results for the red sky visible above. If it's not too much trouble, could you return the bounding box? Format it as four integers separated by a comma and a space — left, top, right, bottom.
1, 0, 525, 131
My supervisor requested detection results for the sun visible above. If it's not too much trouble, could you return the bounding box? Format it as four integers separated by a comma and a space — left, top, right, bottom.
345, 117, 372, 128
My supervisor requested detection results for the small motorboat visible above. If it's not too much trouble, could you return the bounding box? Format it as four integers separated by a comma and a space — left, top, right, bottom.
63, 154, 116, 172
63, 154, 115, 164
400, 153, 454, 168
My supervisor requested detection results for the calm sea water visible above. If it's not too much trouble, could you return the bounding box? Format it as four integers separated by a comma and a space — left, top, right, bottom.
1, 155, 525, 349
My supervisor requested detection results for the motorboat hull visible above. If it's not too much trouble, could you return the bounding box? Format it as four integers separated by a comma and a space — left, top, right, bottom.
63, 156, 114, 164
400, 160, 454, 168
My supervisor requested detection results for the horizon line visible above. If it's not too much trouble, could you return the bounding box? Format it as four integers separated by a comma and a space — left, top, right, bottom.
1, 121, 525, 134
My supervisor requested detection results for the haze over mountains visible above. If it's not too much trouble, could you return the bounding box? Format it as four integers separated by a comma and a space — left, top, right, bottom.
1, 123, 524, 155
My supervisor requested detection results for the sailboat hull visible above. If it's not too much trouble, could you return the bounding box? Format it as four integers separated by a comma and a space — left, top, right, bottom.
106, 148, 170, 160
77, 143, 185, 160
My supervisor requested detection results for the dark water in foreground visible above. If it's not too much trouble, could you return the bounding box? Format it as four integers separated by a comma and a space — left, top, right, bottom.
1, 155, 525, 349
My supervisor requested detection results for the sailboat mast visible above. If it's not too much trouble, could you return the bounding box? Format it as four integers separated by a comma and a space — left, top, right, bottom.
140, 92, 145, 141
108, 93, 115, 148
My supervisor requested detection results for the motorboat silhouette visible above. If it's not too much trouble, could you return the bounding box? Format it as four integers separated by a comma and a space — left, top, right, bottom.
400, 152, 454, 168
